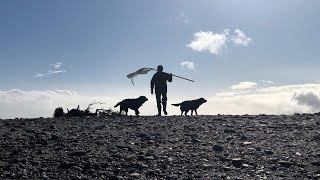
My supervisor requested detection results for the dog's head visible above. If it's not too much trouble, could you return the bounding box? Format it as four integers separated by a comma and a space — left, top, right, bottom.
138, 96, 148, 104
198, 98, 207, 104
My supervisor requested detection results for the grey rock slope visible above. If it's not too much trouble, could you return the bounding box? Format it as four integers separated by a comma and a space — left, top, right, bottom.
1, 114, 320, 179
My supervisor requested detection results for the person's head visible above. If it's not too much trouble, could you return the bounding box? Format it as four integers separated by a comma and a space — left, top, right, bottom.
157, 65, 163, 72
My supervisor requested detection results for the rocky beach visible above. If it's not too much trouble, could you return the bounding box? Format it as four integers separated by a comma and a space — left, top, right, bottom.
1, 114, 320, 179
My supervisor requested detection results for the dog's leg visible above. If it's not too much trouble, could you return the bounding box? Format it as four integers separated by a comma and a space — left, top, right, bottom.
195, 109, 198, 116
119, 106, 123, 115
185, 110, 189, 116
135, 109, 140, 116
180, 111, 183, 116
125, 108, 128, 116
191, 110, 194, 116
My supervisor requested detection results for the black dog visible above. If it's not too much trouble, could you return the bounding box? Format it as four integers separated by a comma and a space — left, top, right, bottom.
172, 98, 207, 116
114, 96, 148, 116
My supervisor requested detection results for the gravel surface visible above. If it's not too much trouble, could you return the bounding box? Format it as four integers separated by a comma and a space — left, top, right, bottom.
1, 114, 320, 179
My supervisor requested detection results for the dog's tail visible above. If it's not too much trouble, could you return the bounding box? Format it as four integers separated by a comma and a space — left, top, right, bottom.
171, 103, 181, 106
114, 102, 121, 107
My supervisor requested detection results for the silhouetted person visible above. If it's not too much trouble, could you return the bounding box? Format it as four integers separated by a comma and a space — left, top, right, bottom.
151, 65, 172, 116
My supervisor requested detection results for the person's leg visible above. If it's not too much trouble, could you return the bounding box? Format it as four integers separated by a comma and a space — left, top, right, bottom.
162, 92, 168, 115
156, 93, 162, 116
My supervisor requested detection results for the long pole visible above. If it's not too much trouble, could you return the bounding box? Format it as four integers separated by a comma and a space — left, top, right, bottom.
152, 68, 194, 82
172, 74, 194, 82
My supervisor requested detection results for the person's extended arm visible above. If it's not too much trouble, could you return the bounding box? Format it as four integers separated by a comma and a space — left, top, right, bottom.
167, 73, 172, 82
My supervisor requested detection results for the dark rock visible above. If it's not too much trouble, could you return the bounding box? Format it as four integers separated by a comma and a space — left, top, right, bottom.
191, 138, 201, 144
50, 134, 60, 140
264, 150, 274, 155
26, 129, 36, 133
49, 125, 56, 130
212, 145, 224, 152
240, 135, 247, 140
223, 166, 232, 171
224, 129, 236, 133
311, 161, 320, 166
232, 158, 243, 168
278, 161, 294, 167
59, 161, 76, 169
69, 150, 87, 156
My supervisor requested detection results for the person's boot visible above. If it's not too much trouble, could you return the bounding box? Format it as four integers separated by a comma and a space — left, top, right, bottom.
157, 105, 162, 116
163, 103, 168, 115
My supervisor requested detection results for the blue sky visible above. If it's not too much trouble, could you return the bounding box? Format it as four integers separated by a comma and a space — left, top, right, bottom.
1, 0, 320, 118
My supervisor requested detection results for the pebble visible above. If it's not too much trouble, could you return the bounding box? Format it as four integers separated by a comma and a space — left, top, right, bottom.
129, 173, 141, 178
242, 141, 252, 145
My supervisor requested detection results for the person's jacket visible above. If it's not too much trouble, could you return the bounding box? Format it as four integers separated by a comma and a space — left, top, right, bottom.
151, 72, 172, 93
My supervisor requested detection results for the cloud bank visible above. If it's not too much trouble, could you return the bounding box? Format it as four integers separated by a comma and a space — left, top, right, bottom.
231, 81, 257, 91
209, 83, 320, 115
0, 89, 118, 119
1, 83, 320, 119
187, 29, 252, 55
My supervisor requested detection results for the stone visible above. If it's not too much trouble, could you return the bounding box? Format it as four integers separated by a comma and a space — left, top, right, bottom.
232, 158, 243, 168
242, 141, 252, 145
212, 145, 224, 152
311, 161, 320, 166
264, 150, 274, 155
240, 135, 247, 140
278, 161, 294, 167
224, 129, 236, 133
69, 150, 87, 156
129, 173, 141, 178
191, 138, 201, 144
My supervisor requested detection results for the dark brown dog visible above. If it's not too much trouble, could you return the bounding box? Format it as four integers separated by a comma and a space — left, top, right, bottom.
172, 98, 207, 116
114, 96, 148, 116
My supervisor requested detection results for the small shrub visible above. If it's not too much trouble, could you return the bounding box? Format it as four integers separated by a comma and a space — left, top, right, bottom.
66, 105, 84, 117
54, 107, 65, 118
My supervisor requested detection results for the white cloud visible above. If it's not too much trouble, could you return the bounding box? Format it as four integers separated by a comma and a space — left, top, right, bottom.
187, 30, 229, 55
35, 62, 66, 78
35, 70, 66, 77
0, 89, 118, 119
231, 81, 257, 91
2, 84, 320, 119
231, 29, 252, 46
176, 12, 190, 24
180, 61, 195, 71
260, 80, 274, 84
0, 89, 164, 119
50, 62, 63, 69
187, 29, 252, 55
206, 83, 320, 115
293, 91, 320, 112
